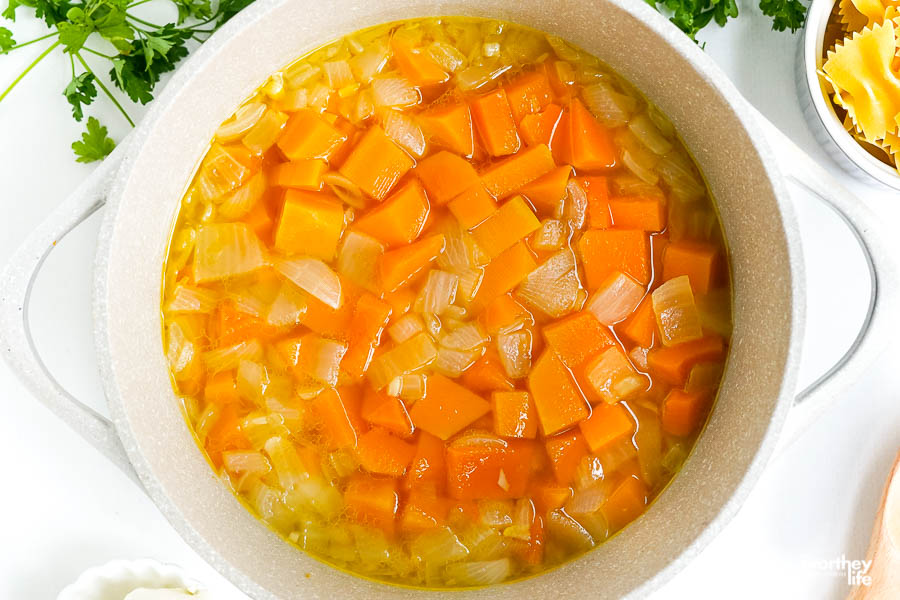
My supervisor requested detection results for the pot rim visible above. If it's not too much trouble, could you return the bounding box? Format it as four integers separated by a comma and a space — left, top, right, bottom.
93, 0, 805, 597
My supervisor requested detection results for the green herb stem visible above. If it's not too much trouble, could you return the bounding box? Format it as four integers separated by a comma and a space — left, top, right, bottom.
5, 31, 60, 53
75, 52, 135, 126
0, 40, 61, 103
81, 46, 116, 59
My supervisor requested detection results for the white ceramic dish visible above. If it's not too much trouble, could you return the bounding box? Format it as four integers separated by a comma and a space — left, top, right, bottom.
57, 558, 202, 600
1, 1, 897, 598
798, 0, 900, 190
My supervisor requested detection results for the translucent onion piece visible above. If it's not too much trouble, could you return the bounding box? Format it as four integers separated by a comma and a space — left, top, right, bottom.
444, 559, 511, 586
323, 59, 354, 89
516, 249, 582, 318
229, 292, 267, 318
585, 271, 645, 326
337, 230, 384, 292
496, 329, 532, 379
264, 436, 309, 487
410, 527, 470, 567
382, 110, 426, 158
651, 276, 703, 347
242, 108, 288, 155
695, 289, 733, 337
423, 312, 442, 338
581, 82, 636, 127
685, 361, 725, 394
622, 150, 659, 185
219, 171, 266, 220
203, 339, 263, 373
216, 102, 266, 142
479, 499, 514, 528
276, 88, 308, 112
531, 219, 565, 251
165, 320, 196, 377
443, 304, 468, 321
223, 450, 271, 479
349, 41, 390, 83
661, 442, 688, 472
388, 313, 426, 344
323, 172, 367, 209
165, 283, 218, 313
427, 40, 467, 72
237, 359, 270, 404
657, 152, 706, 203
546, 509, 594, 552
450, 430, 507, 449
456, 268, 484, 303
265, 394, 304, 430
367, 332, 438, 390
285, 63, 320, 88
266, 283, 309, 327
418, 270, 459, 314
285, 478, 344, 519
612, 174, 664, 198
436, 218, 489, 273
398, 373, 427, 401
441, 322, 487, 351
629, 346, 650, 371
454, 62, 511, 91
632, 405, 663, 487
628, 113, 673, 155
563, 180, 588, 230
585, 346, 648, 403
573, 455, 604, 491
300, 335, 348, 386
241, 412, 290, 450
277, 258, 342, 309
263, 72, 285, 98
647, 104, 676, 139
434, 345, 481, 377
483, 42, 501, 57
371, 76, 420, 108
307, 83, 331, 110
194, 223, 266, 283
597, 436, 638, 474
195, 145, 249, 202
565, 484, 609, 515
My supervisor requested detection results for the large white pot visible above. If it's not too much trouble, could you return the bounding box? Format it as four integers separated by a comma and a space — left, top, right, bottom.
1, 0, 896, 598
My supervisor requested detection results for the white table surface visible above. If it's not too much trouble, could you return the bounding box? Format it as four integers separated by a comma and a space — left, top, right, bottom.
2, 5, 899, 599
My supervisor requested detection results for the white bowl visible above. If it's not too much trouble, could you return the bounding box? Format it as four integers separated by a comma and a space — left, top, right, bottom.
57, 559, 203, 600
798, 0, 900, 190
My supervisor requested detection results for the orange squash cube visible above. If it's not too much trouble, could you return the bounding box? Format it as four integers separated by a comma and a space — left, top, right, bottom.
274, 189, 344, 260
339, 126, 414, 200
277, 109, 348, 161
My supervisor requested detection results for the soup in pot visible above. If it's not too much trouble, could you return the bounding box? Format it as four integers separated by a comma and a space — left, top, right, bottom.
161, 17, 732, 588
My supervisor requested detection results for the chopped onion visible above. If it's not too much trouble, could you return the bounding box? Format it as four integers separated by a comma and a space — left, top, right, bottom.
423, 312, 442, 338
194, 223, 266, 283
275, 88, 308, 112
367, 332, 438, 389
454, 62, 511, 91
349, 41, 390, 83
612, 174, 664, 198
410, 527, 469, 567
263, 72, 284, 98
216, 102, 266, 142
381, 110, 426, 158
441, 322, 487, 351
450, 430, 507, 449
565, 483, 609, 515
307, 83, 331, 110
237, 359, 270, 403
219, 171, 266, 220
388, 313, 425, 344
165, 320, 197, 377
597, 436, 638, 474
546, 509, 594, 551
277, 258, 342, 309
418, 270, 459, 314
651, 276, 703, 347
436, 218, 489, 273
581, 82, 636, 127
285, 63, 321, 88
629, 346, 650, 371
397, 372, 427, 401
661, 442, 688, 472
632, 404, 663, 486
195, 145, 249, 202
517, 249, 582, 318
265, 393, 304, 430
266, 283, 309, 327
165, 283, 218, 313
285, 477, 344, 519
427, 41, 467, 72
623, 150, 659, 185
584, 346, 648, 403
685, 361, 725, 394
546, 34, 580, 61
337, 230, 384, 292
434, 346, 481, 377
371, 76, 420, 108
223, 449, 271, 478
444, 559, 511, 586
323, 59, 354, 89
563, 180, 588, 230
324, 172, 367, 209
479, 499, 514, 528
242, 108, 288, 155
229, 292, 266, 318
585, 271, 645, 325
443, 304, 468, 321
573, 455, 604, 491
241, 412, 290, 449
298, 335, 348, 386
456, 268, 484, 303
203, 339, 263, 373
531, 219, 565, 251
628, 112, 673, 155
483, 42, 501, 57
496, 329, 532, 379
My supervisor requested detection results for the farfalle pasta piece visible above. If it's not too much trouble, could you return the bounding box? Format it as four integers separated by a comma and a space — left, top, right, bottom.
850, 0, 900, 24
839, 0, 870, 32
823, 20, 900, 141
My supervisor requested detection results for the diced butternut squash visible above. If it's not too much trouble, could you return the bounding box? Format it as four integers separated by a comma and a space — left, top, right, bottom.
578, 402, 634, 452
419, 102, 474, 157
448, 184, 498, 229
618, 295, 656, 348
519, 103, 563, 147
204, 405, 251, 469
479, 294, 534, 336
270, 159, 327, 190
533, 481, 574, 513
391, 39, 450, 86
406, 431, 447, 489
505, 70, 554, 122
446, 438, 535, 499
568, 98, 617, 170
213, 301, 279, 347
339, 126, 415, 200
661, 388, 708, 436
344, 474, 400, 535
362, 387, 414, 436
242, 200, 275, 245
543, 311, 616, 370
544, 430, 589, 486
577, 229, 651, 288
583, 347, 648, 404
357, 427, 416, 476
472, 196, 541, 258
528, 351, 590, 436
647, 335, 725, 386
577, 176, 611, 229
609, 196, 666, 232
277, 109, 348, 161
274, 189, 344, 260
469, 242, 538, 312
354, 180, 430, 247
469, 88, 520, 157
603, 475, 647, 530
519, 165, 571, 212
415, 151, 480, 204
342, 293, 392, 377
378, 233, 445, 292
288, 333, 348, 386
400, 489, 451, 533
204, 370, 240, 405
313, 387, 365, 449
480, 144, 556, 199
460, 350, 516, 393
493, 390, 538, 438
662, 241, 719, 295
409, 374, 491, 440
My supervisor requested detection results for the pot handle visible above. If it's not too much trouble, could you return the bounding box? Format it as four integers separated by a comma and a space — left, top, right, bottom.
753, 112, 898, 454
0, 145, 140, 484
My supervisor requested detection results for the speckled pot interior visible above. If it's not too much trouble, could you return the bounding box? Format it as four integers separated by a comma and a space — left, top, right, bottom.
94, 0, 804, 598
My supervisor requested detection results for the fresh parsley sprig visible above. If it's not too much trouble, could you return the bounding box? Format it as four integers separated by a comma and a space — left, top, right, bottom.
0, 0, 254, 162
645, 0, 807, 40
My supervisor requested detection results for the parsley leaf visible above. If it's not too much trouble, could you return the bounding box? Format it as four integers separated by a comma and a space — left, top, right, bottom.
759, 0, 807, 32
216, 0, 254, 25
173, 0, 209, 23
2, 0, 19, 20
110, 24, 190, 103
63, 71, 96, 120
72, 115, 115, 162
0, 25, 14, 52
